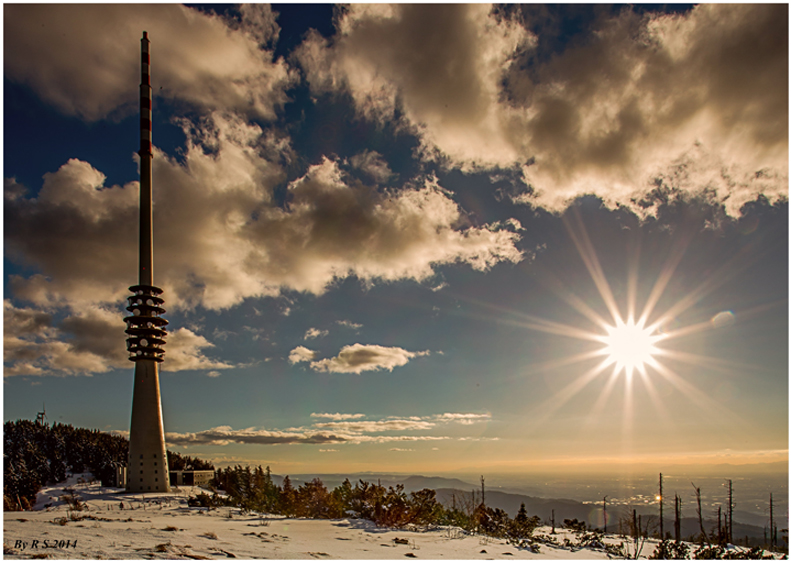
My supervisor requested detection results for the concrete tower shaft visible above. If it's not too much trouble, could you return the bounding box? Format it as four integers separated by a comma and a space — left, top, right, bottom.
125, 31, 170, 493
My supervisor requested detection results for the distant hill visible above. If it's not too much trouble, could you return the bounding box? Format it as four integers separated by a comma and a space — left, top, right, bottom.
434, 487, 777, 546
284, 473, 476, 492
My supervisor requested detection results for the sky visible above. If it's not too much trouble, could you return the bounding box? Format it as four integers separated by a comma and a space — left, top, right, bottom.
3, 4, 788, 478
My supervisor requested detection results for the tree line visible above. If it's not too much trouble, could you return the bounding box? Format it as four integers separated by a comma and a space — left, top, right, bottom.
3, 419, 212, 510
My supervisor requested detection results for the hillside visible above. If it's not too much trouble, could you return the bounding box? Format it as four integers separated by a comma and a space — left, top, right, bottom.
3, 476, 782, 560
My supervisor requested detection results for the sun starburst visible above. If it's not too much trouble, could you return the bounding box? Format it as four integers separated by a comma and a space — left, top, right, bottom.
597, 317, 665, 378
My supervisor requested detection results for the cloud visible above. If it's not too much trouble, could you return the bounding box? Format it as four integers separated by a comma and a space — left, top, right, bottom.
389, 448, 415, 452
166, 426, 352, 447
4, 4, 293, 120
348, 150, 395, 183
298, 4, 787, 216
310, 413, 366, 421
206, 370, 222, 378
297, 4, 532, 169
163, 411, 495, 447
289, 346, 317, 364
6, 116, 523, 313
2, 299, 232, 377
509, 4, 789, 216
4, 301, 127, 377
436, 412, 492, 425
308, 343, 430, 374
304, 327, 329, 340
336, 320, 363, 330
165, 426, 452, 447
312, 419, 435, 433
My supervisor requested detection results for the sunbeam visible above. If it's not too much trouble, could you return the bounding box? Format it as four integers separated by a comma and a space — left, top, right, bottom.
515, 210, 763, 447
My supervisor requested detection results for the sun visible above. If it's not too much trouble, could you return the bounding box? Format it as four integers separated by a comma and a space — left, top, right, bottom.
598, 317, 664, 378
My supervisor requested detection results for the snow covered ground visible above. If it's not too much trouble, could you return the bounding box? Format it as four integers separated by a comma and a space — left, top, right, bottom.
2, 475, 780, 559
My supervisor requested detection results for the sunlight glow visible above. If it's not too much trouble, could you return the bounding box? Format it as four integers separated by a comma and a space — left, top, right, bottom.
597, 317, 665, 378
501, 209, 752, 448
457, 209, 751, 448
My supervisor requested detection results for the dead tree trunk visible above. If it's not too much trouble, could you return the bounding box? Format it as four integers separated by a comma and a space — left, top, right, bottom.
769, 493, 774, 551
724, 513, 729, 545
674, 494, 681, 542
659, 473, 664, 540
692, 482, 707, 544
727, 479, 733, 544
717, 506, 722, 544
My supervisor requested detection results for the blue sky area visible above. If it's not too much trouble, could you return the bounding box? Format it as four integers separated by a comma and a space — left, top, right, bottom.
3, 4, 788, 477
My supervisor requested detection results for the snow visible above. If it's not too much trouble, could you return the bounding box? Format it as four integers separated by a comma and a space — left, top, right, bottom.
2, 476, 781, 559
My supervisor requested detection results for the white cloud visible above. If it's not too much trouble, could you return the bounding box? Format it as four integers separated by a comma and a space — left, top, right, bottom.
206, 370, 222, 378
304, 327, 329, 340
159, 328, 232, 373
312, 419, 435, 433
308, 343, 430, 374
163, 410, 497, 447
336, 320, 363, 330
436, 412, 492, 425
5, 4, 294, 121
310, 413, 366, 421
288, 346, 317, 364
389, 448, 415, 452
166, 425, 352, 447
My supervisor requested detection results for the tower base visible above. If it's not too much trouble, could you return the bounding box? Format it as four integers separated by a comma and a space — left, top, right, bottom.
127, 359, 170, 493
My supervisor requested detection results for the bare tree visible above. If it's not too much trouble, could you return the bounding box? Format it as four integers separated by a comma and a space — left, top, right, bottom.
718, 506, 723, 544
603, 496, 608, 534
727, 479, 733, 544
674, 494, 681, 542
624, 512, 656, 559
659, 473, 664, 540
769, 492, 775, 551
692, 482, 708, 544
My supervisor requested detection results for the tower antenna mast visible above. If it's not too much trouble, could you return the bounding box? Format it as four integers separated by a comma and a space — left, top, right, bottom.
124, 31, 170, 493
